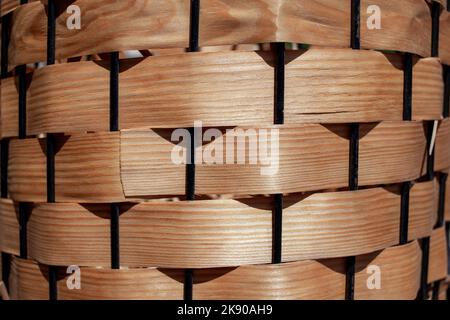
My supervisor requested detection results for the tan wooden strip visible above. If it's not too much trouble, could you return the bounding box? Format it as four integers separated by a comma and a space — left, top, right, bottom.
8, 0, 190, 69
361, 0, 431, 57
8, 1, 436, 70
412, 57, 443, 121
409, 180, 437, 241
0, 199, 19, 256
446, 171, 450, 222
428, 226, 448, 283
358, 121, 427, 186
435, 118, 450, 171
9, 257, 48, 300
58, 267, 184, 300
355, 241, 421, 300
8, 132, 125, 202
200, 0, 350, 48
15, 181, 435, 268
1, 0, 22, 17
1, 49, 444, 138
194, 259, 346, 300
440, 10, 450, 66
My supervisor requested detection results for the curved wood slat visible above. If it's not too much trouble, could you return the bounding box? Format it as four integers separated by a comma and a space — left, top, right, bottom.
7, 122, 428, 201
428, 226, 448, 283
440, 10, 450, 66
6, 241, 434, 300
0, 49, 443, 138
0, 181, 434, 268
360, 0, 431, 57
0, 199, 19, 256
8, 132, 125, 202
7, 0, 435, 70
355, 241, 421, 300
8, 0, 190, 69
435, 118, 450, 171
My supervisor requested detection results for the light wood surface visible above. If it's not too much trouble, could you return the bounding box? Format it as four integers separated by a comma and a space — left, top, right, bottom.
8, 240, 429, 300
435, 118, 450, 171
428, 227, 448, 283
440, 10, 450, 65
0, 180, 436, 268
0, 49, 443, 139
6, 0, 444, 69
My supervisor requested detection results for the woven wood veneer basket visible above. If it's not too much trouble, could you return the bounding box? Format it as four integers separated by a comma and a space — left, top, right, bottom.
0, 0, 450, 301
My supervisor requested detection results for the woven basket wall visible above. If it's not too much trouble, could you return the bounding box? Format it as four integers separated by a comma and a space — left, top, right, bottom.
0, 0, 449, 300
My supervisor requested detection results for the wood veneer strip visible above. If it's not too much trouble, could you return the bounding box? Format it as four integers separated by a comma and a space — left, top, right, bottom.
6, 122, 428, 201
0, 181, 433, 268
428, 226, 448, 283
355, 241, 421, 300
7, 0, 436, 69
360, 0, 432, 57
435, 118, 450, 171
0, 199, 19, 256
440, 10, 450, 66
0, 49, 443, 138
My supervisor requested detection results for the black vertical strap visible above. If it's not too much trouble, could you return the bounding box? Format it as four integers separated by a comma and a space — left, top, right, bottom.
272, 43, 284, 264
351, 0, 360, 50
110, 204, 120, 269
437, 173, 448, 228
17, 64, 27, 139
1, 13, 11, 79
110, 52, 119, 132
432, 281, 440, 300
403, 53, 413, 121
399, 181, 411, 245
418, 237, 430, 299
46, 134, 55, 203
431, 1, 440, 58
184, 0, 200, 301
1, 140, 9, 198
184, 269, 193, 301
346, 1, 361, 300
109, 51, 120, 269
48, 266, 58, 301
444, 65, 449, 118
46, 0, 57, 301
426, 122, 435, 181
19, 202, 28, 258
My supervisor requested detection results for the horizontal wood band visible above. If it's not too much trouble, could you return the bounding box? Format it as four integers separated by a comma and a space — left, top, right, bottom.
0, 180, 436, 268
4, 121, 431, 201
428, 227, 448, 283
5, 0, 441, 70
8, 241, 425, 300
0, 49, 443, 138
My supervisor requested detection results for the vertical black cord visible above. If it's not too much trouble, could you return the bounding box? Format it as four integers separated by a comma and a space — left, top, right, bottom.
431, 1, 440, 58
19, 203, 28, 259
351, 0, 360, 50
1, 140, 9, 198
1, 13, 11, 79
418, 237, 430, 299
403, 53, 413, 121
272, 43, 284, 264
184, 0, 200, 301
432, 281, 440, 300
399, 181, 411, 245
346, 2, 361, 300
46, 0, 57, 301
109, 51, 120, 270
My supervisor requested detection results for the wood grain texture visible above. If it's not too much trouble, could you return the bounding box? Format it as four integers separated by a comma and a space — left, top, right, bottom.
435, 118, 450, 171
194, 259, 346, 300
7, 0, 436, 69
428, 227, 448, 283
0, 181, 434, 268
1, 49, 443, 138
8, 132, 125, 202
6, 122, 428, 201
200, 0, 350, 48
8, 0, 190, 69
0, 199, 19, 256
355, 241, 421, 300
361, 0, 431, 57
9, 257, 48, 300
440, 10, 450, 65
